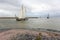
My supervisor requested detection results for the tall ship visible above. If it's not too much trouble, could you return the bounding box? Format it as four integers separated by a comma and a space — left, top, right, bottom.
15, 5, 27, 21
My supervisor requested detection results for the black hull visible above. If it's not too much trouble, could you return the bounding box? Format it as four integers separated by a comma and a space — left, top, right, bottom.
16, 17, 28, 21
47, 17, 49, 19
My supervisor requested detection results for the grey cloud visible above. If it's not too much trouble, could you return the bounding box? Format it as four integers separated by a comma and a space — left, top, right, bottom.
38, 0, 60, 10
0, 0, 21, 17
0, 0, 22, 7
5, 0, 21, 7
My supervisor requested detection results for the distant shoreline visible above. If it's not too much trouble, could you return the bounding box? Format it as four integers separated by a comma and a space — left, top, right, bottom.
0, 17, 60, 19
0, 17, 15, 19
0, 17, 39, 19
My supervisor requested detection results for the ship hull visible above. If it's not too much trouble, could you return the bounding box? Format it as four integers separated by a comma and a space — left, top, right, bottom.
16, 17, 28, 21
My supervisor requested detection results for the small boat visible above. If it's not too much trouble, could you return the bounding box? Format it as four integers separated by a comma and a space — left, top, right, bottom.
47, 14, 49, 19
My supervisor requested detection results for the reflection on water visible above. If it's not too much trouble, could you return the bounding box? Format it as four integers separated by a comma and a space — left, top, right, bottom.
0, 18, 60, 31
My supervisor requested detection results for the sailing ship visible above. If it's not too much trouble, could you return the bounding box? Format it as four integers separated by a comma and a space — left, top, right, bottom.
47, 14, 49, 19
15, 5, 28, 21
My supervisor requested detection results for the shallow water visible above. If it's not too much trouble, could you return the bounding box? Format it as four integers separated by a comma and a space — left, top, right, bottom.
0, 18, 60, 31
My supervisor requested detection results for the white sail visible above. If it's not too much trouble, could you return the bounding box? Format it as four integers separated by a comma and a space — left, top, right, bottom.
18, 5, 26, 19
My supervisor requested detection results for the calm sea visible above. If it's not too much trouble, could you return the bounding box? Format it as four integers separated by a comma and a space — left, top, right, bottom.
0, 18, 60, 31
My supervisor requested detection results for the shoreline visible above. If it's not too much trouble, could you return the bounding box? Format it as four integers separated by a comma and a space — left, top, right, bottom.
0, 17, 60, 19
0, 28, 60, 33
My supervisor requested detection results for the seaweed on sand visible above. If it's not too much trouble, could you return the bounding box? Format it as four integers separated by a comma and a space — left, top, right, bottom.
35, 33, 42, 40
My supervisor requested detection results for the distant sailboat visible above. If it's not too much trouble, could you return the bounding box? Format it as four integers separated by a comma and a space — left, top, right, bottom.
47, 14, 49, 19
15, 5, 28, 21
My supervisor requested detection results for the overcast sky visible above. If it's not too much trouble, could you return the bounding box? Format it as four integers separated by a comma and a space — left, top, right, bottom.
0, 0, 60, 17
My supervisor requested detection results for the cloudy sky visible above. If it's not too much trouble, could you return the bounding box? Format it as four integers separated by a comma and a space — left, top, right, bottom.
0, 0, 60, 17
